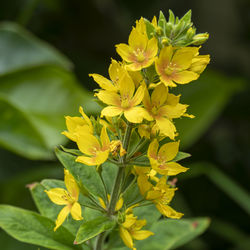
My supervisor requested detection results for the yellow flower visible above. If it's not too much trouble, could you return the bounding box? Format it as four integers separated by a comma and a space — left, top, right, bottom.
136, 175, 183, 219
89, 59, 125, 92
75, 126, 110, 166
155, 46, 209, 87
45, 169, 83, 231
116, 17, 158, 71
147, 139, 188, 175
98, 194, 124, 211
96, 71, 150, 123
147, 177, 184, 219
143, 84, 192, 139
62, 106, 93, 142
119, 209, 154, 249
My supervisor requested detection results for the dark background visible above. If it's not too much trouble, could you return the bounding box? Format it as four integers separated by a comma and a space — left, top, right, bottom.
0, 0, 249, 249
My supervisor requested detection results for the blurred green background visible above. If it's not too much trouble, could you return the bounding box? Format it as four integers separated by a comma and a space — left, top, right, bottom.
0, 0, 249, 249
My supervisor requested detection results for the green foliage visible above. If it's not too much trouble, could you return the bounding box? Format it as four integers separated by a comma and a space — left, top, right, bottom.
0, 205, 83, 250
55, 148, 107, 200
0, 22, 99, 160
136, 217, 210, 250
75, 216, 116, 244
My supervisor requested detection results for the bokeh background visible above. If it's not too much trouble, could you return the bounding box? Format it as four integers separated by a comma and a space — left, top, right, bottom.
0, 0, 249, 249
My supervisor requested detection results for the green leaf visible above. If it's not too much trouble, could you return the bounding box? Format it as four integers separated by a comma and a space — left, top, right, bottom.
122, 182, 143, 207
101, 162, 118, 194
168, 10, 175, 24
75, 216, 116, 244
136, 217, 210, 250
55, 148, 107, 200
0, 22, 72, 75
180, 10, 192, 24
175, 70, 245, 149
173, 151, 191, 162
0, 205, 82, 250
0, 22, 100, 160
144, 18, 155, 39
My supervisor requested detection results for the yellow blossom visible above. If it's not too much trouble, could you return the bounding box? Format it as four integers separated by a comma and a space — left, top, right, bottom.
148, 139, 188, 175
45, 169, 83, 231
89, 59, 125, 92
96, 71, 150, 123
62, 106, 93, 142
143, 84, 192, 140
98, 194, 124, 211
137, 175, 183, 219
116, 17, 158, 71
119, 209, 154, 249
155, 46, 209, 87
75, 126, 110, 166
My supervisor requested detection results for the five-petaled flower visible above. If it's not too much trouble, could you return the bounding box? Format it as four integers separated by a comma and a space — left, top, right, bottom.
119, 208, 154, 250
75, 126, 110, 166
116, 17, 158, 71
148, 139, 188, 175
155, 46, 209, 87
96, 71, 150, 123
45, 169, 83, 231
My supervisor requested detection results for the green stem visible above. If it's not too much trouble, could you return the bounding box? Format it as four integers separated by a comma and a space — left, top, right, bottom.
94, 122, 133, 250
108, 122, 133, 215
94, 232, 106, 250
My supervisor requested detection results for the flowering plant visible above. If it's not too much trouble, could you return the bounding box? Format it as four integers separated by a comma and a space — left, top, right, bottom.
0, 10, 210, 250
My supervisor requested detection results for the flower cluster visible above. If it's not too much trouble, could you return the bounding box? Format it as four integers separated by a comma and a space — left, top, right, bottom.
45, 11, 209, 250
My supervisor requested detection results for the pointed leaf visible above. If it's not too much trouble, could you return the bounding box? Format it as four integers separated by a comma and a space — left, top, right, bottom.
75, 216, 116, 244
0, 205, 82, 250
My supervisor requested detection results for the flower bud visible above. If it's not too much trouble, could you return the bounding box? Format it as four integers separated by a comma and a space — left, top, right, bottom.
192, 33, 209, 45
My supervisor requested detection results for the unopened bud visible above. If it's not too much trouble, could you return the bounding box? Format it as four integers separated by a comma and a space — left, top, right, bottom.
161, 37, 170, 46
186, 27, 196, 40
192, 33, 209, 45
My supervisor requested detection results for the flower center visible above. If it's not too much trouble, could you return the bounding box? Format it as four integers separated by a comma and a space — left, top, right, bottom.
134, 48, 145, 62
165, 62, 177, 75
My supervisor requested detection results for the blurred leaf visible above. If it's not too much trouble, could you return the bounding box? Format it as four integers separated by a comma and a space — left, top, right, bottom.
173, 151, 191, 162
0, 22, 72, 74
0, 65, 98, 159
175, 70, 245, 149
136, 217, 210, 250
55, 148, 107, 200
0, 205, 82, 250
75, 216, 116, 244
183, 162, 250, 215
0, 22, 99, 160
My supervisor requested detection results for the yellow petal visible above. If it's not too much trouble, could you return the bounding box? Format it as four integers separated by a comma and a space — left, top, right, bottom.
172, 47, 199, 70
189, 54, 210, 74
165, 162, 189, 176
119, 72, 135, 100
145, 37, 158, 60
116, 43, 134, 62
128, 28, 147, 51
89, 73, 117, 92
98, 197, 107, 209
45, 188, 70, 205
76, 150, 109, 166
115, 196, 124, 211
156, 203, 183, 219
137, 175, 152, 196
96, 90, 121, 106
63, 116, 86, 141
54, 205, 70, 231
76, 133, 100, 156
124, 107, 147, 123
160, 103, 188, 119
156, 118, 176, 140
123, 214, 137, 228
158, 141, 180, 162
147, 139, 159, 160
173, 70, 199, 84
151, 16, 157, 28
146, 189, 162, 200
101, 106, 123, 117
131, 230, 154, 240
119, 227, 134, 249
131, 85, 145, 106
64, 169, 79, 201
70, 202, 83, 220
100, 126, 110, 149
155, 46, 173, 70
79, 106, 93, 133
151, 84, 168, 107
